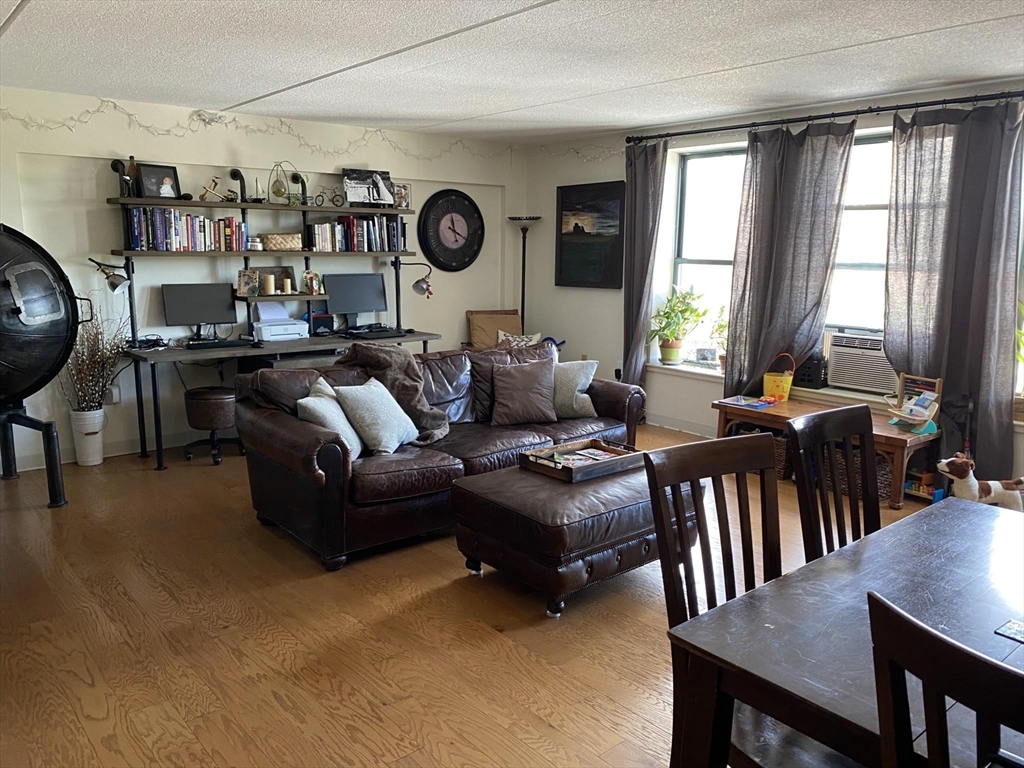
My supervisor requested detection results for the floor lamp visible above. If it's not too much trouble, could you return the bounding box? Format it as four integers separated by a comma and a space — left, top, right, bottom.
507, 216, 540, 332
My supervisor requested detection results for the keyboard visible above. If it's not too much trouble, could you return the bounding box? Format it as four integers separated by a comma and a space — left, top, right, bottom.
349, 329, 407, 340
185, 338, 253, 350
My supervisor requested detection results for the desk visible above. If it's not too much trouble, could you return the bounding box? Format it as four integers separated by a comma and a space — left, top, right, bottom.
712, 397, 940, 509
127, 332, 441, 470
668, 499, 1023, 767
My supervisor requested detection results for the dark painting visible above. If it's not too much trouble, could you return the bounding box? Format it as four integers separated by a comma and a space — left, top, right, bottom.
555, 180, 625, 289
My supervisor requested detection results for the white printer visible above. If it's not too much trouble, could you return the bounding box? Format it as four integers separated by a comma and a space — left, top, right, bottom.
252, 302, 309, 342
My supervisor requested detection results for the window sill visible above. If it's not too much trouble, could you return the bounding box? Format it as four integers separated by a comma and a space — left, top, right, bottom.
646, 361, 724, 382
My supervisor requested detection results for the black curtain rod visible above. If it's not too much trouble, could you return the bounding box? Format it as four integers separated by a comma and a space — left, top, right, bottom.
624, 90, 1024, 144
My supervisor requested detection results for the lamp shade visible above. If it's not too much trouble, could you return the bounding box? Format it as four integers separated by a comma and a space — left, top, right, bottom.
106, 273, 130, 295
412, 277, 432, 297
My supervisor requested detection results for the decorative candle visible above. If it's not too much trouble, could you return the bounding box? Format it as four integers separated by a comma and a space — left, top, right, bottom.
283, 278, 293, 294
261, 274, 275, 295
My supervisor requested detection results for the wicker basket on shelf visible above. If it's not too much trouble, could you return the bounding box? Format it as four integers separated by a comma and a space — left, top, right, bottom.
259, 233, 303, 251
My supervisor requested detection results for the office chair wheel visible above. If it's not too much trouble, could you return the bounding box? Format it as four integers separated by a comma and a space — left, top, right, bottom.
185, 452, 193, 461
213, 454, 222, 466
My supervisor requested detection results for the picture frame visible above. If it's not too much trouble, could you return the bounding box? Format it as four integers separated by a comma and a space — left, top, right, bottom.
393, 183, 412, 209
555, 180, 625, 289
136, 163, 181, 199
342, 168, 395, 206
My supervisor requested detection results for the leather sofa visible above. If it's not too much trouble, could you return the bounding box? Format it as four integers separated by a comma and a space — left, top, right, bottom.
234, 344, 646, 570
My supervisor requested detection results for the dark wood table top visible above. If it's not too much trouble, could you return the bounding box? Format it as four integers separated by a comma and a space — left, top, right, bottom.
712, 397, 940, 448
669, 497, 1023, 758
126, 331, 441, 363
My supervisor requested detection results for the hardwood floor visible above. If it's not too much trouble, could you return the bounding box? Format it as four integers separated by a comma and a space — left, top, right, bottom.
0, 425, 921, 767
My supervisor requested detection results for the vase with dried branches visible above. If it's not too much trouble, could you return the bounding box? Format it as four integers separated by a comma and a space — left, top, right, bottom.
59, 305, 129, 465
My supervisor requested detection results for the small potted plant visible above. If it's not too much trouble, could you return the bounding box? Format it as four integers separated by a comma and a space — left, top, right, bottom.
59, 306, 129, 466
710, 306, 729, 373
648, 286, 707, 366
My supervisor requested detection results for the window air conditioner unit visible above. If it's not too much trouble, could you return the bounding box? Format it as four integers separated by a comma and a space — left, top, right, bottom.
827, 332, 899, 394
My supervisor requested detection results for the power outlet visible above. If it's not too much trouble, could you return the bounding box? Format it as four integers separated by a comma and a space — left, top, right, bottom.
105, 384, 121, 405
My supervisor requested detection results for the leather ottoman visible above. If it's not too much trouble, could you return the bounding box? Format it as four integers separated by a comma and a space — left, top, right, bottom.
452, 466, 699, 617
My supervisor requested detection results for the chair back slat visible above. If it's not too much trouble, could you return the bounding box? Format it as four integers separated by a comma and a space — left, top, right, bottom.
788, 405, 881, 563
644, 433, 784, 625
689, 480, 718, 610
842, 435, 861, 540
812, 442, 837, 554
824, 440, 848, 548
710, 475, 737, 601
734, 472, 756, 592
869, 591, 1024, 768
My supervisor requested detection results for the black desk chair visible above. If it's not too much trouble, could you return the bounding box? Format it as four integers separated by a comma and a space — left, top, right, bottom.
183, 387, 244, 465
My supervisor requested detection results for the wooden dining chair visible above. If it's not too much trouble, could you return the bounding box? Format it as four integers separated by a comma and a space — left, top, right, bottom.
868, 591, 1024, 768
644, 433, 858, 768
787, 404, 882, 562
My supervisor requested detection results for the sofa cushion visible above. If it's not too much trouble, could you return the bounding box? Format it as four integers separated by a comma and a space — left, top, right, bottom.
248, 368, 322, 415
296, 378, 364, 457
334, 378, 419, 454
510, 341, 558, 364
430, 422, 552, 475
467, 348, 512, 422
318, 364, 370, 388
350, 447, 464, 504
417, 350, 474, 424
491, 359, 557, 426
553, 360, 599, 419
524, 417, 627, 446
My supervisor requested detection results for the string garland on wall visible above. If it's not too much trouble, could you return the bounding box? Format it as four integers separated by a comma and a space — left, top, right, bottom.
0, 96, 628, 164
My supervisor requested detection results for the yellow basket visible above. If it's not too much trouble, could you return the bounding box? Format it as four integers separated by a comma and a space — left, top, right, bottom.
763, 353, 795, 402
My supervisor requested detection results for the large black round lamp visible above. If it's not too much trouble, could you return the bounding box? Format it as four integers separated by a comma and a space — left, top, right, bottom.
0, 224, 81, 507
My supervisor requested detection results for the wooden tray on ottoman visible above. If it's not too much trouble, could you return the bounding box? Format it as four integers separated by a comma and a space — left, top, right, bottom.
518, 439, 643, 483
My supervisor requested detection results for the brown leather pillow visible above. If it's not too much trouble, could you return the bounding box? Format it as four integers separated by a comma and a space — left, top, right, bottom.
490, 359, 557, 426
467, 348, 512, 422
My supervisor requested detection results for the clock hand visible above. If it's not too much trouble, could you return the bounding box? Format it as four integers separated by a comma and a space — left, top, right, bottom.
448, 224, 462, 243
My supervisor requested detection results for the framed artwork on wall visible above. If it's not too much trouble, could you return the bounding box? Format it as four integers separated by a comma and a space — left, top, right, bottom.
555, 180, 625, 289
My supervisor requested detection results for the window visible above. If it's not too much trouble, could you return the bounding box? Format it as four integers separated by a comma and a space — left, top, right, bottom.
669, 135, 893, 367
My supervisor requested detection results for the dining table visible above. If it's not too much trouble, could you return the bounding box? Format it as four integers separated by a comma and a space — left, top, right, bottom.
668, 497, 1024, 767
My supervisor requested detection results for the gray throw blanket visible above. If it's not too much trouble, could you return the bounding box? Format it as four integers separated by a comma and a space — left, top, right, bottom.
334, 343, 449, 445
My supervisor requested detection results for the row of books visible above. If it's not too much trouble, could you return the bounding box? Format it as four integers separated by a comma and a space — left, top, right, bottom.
128, 207, 248, 252
309, 214, 408, 253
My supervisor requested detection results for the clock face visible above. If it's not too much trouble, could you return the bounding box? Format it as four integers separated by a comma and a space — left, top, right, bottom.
418, 190, 484, 272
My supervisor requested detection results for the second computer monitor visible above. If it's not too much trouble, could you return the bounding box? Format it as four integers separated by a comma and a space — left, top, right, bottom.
324, 273, 387, 329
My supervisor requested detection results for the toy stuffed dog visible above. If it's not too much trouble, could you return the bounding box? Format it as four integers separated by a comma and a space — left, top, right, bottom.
936, 453, 1023, 512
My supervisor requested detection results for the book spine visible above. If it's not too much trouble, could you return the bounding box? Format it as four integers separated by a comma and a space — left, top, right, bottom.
130, 208, 141, 250
153, 209, 165, 251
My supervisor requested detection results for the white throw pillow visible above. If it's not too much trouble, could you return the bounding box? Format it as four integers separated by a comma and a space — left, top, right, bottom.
553, 360, 599, 419
497, 329, 542, 347
333, 378, 419, 455
296, 377, 364, 458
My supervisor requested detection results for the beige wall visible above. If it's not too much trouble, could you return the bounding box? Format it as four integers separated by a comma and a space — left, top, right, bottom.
1, 86, 527, 469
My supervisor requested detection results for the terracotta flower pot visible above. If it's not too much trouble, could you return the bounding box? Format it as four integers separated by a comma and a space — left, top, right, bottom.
718, 353, 727, 373
658, 338, 683, 365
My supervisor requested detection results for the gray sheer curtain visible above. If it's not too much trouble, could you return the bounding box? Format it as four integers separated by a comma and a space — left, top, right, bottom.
622, 140, 669, 386
725, 122, 856, 397
885, 103, 1022, 476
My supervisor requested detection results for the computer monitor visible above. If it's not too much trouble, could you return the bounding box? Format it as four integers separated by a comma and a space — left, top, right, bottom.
323, 273, 388, 330
161, 283, 237, 339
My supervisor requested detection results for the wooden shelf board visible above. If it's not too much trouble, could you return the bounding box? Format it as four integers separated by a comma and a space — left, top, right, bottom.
113, 249, 415, 257
236, 294, 327, 303
107, 197, 415, 216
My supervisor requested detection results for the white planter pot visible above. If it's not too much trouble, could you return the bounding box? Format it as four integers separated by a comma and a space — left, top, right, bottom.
70, 408, 106, 466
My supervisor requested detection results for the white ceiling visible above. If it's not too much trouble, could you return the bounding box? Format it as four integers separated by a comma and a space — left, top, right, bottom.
1, 0, 1022, 142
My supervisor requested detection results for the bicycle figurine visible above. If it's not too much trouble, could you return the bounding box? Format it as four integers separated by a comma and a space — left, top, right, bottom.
314, 185, 344, 207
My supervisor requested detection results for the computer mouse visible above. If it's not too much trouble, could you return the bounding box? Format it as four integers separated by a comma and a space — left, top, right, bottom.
251, 341, 265, 348
404, 328, 416, 334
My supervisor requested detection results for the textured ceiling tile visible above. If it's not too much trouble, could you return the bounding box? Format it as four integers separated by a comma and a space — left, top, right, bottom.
0, 0, 539, 107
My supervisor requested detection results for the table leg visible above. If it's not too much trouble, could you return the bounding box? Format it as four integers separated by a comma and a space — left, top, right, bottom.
132, 359, 148, 457
681, 653, 733, 768
716, 410, 728, 438
422, 339, 429, 353
888, 446, 909, 510
670, 645, 689, 768
150, 362, 166, 471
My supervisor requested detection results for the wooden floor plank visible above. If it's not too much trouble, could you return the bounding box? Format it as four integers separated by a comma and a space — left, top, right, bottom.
1, 426, 922, 767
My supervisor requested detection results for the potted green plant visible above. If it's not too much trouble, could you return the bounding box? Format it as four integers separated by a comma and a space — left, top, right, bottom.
710, 306, 729, 373
648, 286, 707, 365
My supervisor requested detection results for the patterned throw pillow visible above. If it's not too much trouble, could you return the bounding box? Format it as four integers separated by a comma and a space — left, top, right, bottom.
497, 330, 542, 348
333, 378, 419, 455
296, 377, 364, 457
552, 360, 599, 419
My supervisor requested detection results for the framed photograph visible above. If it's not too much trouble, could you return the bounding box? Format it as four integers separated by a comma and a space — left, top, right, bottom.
342, 168, 395, 206
555, 180, 625, 289
136, 163, 181, 199
236, 269, 260, 298
393, 183, 412, 209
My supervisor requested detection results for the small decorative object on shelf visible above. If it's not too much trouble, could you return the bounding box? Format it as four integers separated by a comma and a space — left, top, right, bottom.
200, 176, 225, 202
250, 177, 267, 204
314, 185, 344, 207
256, 266, 296, 296
259, 232, 302, 252
237, 269, 260, 298
261, 273, 275, 296
393, 183, 412, 209
246, 236, 263, 251
137, 163, 181, 199
126, 156, 140, 197
302, 269, 323, 296
343, 168, 395, 206
268, 161, 301, 206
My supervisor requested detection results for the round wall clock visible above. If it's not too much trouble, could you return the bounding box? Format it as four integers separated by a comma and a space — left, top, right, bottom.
417, 189, 485, 272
